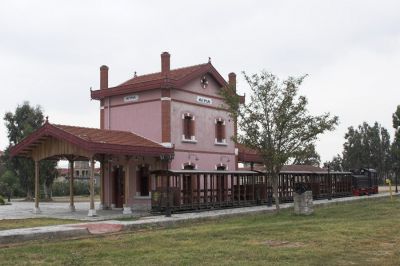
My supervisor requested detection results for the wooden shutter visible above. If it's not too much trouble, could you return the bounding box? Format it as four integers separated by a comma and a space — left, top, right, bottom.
216, 121, 224, 142
189, 118, 195, 138
221, 123, 226, 140
183, 116, 190, 139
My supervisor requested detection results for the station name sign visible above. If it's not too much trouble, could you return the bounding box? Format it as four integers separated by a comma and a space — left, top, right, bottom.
124, 95, 139, 102
196, 96, 212, 105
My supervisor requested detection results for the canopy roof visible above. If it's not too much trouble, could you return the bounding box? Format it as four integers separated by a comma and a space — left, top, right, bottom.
236, 143, 263, 163
10, 122, 174, 161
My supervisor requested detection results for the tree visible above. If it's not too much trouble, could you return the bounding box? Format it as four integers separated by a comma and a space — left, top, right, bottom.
3, 102, 56, 200
392, 106, 400, 181
40, 160, 58, 200
342, 122, 391, 180
324, 154, 343, 172
0, 170, 18, 202
292, 143, 321, 167
221, 71, 338, 211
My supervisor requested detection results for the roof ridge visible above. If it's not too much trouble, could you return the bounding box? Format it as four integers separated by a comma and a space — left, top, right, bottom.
118, 62, 209, 86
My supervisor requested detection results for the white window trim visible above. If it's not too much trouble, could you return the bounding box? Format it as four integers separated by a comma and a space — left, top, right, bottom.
214, 117, 225, 125
214, 138, 227, 146
182, 162, 198, 170
215, 163, 228, 171
182, 135, 197, 143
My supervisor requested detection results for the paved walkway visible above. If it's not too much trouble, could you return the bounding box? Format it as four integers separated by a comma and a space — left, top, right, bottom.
0, 192, 398, 245
0, 200, 147, 221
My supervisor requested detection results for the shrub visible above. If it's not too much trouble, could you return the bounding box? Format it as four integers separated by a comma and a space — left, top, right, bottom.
51, 181, 99, 197
0, 195, 5, 205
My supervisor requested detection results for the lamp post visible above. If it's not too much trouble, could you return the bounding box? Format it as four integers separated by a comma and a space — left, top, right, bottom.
395, 164, 398, 193
328, 164, 332, 200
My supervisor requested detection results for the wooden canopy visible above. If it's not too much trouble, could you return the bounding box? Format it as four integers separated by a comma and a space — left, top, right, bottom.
10, 121, 174, 161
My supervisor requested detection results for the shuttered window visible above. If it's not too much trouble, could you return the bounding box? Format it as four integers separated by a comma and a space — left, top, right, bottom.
215, 119, 225, 143
183, 114, 195, 140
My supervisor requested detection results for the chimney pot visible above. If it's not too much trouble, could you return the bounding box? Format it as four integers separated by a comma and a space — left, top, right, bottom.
100, 65, 109, 90
228, 72, 236, 92
161, 52, 170, 75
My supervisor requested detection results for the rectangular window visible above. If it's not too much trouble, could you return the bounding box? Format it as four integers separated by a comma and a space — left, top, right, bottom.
183, 115, 195, 140
215, 120, 225, 143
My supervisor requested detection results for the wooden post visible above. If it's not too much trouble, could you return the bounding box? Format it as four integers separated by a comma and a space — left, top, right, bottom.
88, 157, 96, 217
99, 158, 105, 210
33, 160, 41, 214
69, 160, 75, 212
123, 158, 132, 214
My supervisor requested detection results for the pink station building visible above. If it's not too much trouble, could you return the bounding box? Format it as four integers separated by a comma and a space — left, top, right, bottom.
10, 52, 255, 215
90, 52, 245, 211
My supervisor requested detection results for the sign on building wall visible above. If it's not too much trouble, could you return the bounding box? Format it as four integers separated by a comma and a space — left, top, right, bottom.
124, 95, 139, 102
196, 96, 212, 105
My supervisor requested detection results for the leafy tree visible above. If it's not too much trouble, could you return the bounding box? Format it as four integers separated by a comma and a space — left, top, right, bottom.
40, 160, 58, 200
292, 143, 321, 167
0, 170, 18, 202
3, 102, 56, 200
392, 106, 400, 181
221, 71, 338, 211
323, 154, 343, 172
342, 122, 391, 180
0, 152, 6, 178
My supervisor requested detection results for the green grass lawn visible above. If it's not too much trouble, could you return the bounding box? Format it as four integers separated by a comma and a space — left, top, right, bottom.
0, 218, 80, 231
1, 197, 399, 265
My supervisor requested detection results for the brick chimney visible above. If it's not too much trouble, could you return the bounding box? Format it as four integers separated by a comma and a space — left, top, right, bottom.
100, 65, 109, 90
161, 52, 170, 75
228, 72, 236, 92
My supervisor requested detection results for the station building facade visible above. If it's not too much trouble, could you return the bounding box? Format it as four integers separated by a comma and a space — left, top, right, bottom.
11, 52, 249, 215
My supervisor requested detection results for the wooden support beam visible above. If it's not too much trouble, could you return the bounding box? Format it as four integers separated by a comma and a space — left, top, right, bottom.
33, 160, 41, 214
123, 157, 132, 214
99, 156, 105, 210
69, 160, 75, 212
88, 157, 97, 217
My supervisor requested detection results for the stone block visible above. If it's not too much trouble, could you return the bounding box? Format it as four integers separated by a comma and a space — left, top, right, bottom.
293, 191, 313, 215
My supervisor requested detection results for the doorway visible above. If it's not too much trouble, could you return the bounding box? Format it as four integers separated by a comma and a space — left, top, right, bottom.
113, 166, 125, 208
137, 165, 150, 196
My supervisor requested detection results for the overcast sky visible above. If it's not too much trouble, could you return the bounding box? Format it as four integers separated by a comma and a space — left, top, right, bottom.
1, 0, 399, 164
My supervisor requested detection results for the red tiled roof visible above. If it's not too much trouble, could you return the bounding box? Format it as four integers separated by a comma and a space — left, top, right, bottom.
236, 143, 263, 163
119, 64, 208, 86
91, 62, 228, 100
10, 122, 173, 159
53, 124, 164, 148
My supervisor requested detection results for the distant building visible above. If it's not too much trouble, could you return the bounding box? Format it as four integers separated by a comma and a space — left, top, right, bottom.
56, 162, 100, 184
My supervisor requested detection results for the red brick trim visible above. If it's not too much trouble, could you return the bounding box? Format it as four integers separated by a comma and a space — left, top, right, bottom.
100, 109, 104, 129
161, 88, 171, 142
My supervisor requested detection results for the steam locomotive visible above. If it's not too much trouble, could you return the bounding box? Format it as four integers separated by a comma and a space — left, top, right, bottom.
350, 168, 379, 196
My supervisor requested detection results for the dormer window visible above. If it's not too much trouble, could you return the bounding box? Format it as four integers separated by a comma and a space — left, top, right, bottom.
182, 113, 196, 143
215, 118, 227, 145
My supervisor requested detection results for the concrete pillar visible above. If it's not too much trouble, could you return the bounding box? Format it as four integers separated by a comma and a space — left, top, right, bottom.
69, 160, 75, 212
33, 160, 41, 214
123, 159, 132, 214
88, 157, 97, 217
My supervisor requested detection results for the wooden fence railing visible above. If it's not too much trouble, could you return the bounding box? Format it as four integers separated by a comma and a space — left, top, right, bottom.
150, 170, 354, 214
